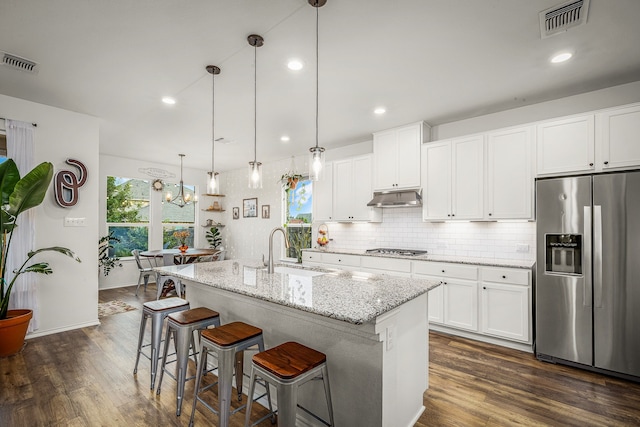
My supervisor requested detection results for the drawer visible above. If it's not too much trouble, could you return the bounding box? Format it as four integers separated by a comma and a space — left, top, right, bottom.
481, 267, 529, 286
413, 261, 478, 280
322, 252, 360, 267
302, 252, 321, 263
361, 256, 412, 273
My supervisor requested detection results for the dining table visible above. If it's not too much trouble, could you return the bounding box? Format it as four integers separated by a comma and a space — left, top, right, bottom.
140, 248, 219, 266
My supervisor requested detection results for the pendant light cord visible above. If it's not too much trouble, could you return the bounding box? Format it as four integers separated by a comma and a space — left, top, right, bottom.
254, 43, 258, 164
315, 4, 319, 150
211, 68, 216, 175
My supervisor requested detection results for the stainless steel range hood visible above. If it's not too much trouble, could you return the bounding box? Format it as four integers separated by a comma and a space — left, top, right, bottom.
367, 189, 422, 208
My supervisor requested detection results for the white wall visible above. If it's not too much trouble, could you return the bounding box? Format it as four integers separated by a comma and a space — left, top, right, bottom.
0, 94, 100, 338
98, 154, 208, 289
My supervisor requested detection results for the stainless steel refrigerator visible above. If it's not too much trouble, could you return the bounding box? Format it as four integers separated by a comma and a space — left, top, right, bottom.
536, 171, 640, 380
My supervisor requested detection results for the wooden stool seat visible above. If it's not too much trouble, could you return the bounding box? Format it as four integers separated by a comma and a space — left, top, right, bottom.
252, 341, 326, 380
143, 297, 189, 312
168, 307, 219, 325
201, 321, 262, 347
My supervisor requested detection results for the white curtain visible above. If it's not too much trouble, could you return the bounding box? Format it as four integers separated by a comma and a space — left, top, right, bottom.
6, 119, 38, 331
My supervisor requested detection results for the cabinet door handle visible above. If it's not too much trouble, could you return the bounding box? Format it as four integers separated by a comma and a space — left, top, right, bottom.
483, 286, 486, 290
604, 161, 609, 165
488, 213, 492, 216
441, 270, 445, 273
589, 163, 594, 167
447, 214, 451, 217
451, 214, 455, 217
502, 275, 506, 279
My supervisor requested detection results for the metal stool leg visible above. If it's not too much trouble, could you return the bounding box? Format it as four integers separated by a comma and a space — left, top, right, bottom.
218, 348, 236, 427
149, 311, 165, 390
133, 313, 148, 375
156, 326, 173, 395
322, 365, 335, 426
244, 367, 258, 427
174, 327, 194, 416
188, 341, 209, 427
277, 382, 298, 427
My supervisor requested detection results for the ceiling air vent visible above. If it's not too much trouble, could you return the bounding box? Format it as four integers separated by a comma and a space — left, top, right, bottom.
1, 52, 38, 74
539, 0, 590, 38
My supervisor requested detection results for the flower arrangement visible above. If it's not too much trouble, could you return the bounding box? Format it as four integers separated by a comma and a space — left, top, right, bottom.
173, 230, 190, 252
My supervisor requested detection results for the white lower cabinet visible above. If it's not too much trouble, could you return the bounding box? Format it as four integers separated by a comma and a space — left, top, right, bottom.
479, 267, 531, 343
413, 261, 479, 332
303, 251, 533, 348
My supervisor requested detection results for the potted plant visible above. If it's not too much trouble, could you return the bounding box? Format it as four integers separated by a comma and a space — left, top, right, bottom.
280, 172, 304, 192
98, 232, 122, 276
0, 159, 80, 357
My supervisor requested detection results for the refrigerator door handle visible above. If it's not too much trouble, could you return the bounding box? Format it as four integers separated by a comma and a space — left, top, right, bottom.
593, 205, 603, 308
583, 206, 592, 308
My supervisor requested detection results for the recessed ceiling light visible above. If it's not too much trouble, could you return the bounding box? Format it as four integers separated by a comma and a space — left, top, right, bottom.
287, 60, 303, 71
550, 52, 572, 63
162, 96, 176, 105
280, 135, 290, 142
374, 107, 386, 115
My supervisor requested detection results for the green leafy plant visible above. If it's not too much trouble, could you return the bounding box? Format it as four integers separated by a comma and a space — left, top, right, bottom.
286, 226, 312, 263
205, 226, 222, 249
0, 159, 81, 320
280, 172, 304, 192
98, 232, 122, 276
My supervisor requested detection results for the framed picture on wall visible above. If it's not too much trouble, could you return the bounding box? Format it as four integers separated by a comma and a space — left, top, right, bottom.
243, 198, 258, 218
262, 205, 270, 219
232, 207, 240, 220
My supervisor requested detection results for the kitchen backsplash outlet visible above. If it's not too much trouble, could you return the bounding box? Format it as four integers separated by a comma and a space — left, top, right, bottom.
316, 208, 536, 261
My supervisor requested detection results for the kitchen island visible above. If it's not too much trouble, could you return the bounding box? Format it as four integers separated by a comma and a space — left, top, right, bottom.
156, 259, 440, 427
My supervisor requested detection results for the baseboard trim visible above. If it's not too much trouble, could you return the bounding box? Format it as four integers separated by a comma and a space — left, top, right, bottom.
26, 320, 101, 339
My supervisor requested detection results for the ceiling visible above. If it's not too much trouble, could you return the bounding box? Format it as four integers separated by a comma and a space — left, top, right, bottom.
1, 0, 640, 173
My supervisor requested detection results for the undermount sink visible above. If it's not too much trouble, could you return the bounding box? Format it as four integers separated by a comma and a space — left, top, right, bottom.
273, 266, 325, 277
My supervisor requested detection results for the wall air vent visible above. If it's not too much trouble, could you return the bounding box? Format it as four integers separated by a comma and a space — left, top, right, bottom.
1, 52, 39, 73
539, 0, 590, 38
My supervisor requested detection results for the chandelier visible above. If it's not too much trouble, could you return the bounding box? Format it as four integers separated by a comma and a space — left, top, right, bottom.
165, 154, 195, 208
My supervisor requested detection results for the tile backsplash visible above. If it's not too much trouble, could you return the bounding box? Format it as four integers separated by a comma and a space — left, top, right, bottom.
316, 207, 536, 261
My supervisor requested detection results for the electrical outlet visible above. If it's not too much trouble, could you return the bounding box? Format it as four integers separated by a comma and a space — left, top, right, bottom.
516, 243, 530, 253
64, 217, 86, 227
386, 325, 396, 351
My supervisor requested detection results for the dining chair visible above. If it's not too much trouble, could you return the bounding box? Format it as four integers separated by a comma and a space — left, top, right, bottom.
132, 249, 155, 296
156, 253, 183, 299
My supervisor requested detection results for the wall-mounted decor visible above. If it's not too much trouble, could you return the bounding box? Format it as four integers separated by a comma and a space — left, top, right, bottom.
54, 158, 87, 207
232, 207, 240, 220
152, 179, 164, 191
138, 167, 176, 179
243, 198, 257, 218
262, 205, 270, 219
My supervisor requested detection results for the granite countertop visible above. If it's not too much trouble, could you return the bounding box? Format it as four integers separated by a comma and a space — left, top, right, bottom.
155, 259, 440, 325
303, 248, 535, 269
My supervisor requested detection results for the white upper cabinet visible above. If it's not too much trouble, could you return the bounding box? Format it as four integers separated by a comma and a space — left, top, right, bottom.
452, 136, 484, 220
373, 121, 429, 191
313, 161, 333, 222
332, 155, 381, 222
486, 126, 534, 220
422, 136, 483, 221
422, 141, 451, 220
537, 114, 595, 176
597, 104, 640, 171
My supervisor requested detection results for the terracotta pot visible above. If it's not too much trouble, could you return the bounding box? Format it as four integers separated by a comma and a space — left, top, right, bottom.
179, 245, 188, 253
0, 309, 33, 357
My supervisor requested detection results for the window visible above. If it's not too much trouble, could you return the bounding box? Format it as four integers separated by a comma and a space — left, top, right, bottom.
284, 178, 313, 261
161, 182, 196, 249
106, 176, 150, 257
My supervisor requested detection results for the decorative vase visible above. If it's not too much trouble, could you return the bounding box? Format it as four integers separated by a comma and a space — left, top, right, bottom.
0, 309, 33, 357
179, 245, 188, 253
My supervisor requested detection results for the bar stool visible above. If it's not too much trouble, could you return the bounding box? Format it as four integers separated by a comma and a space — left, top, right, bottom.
188, 321, 272, 427
156, 307, 221, 416
133, 297, 190, 390
244, 341, 334, 427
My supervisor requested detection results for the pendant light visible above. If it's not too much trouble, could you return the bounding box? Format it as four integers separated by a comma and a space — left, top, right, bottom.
308, 0, 327, 181
248, 34, 264, 189
206, 65, 221, 195
165, 154, 194, 207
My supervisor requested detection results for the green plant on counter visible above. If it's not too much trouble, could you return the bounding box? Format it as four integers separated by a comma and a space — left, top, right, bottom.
98, 232, 122, 276
206, 226, 222, 249
286, 226, 312, 263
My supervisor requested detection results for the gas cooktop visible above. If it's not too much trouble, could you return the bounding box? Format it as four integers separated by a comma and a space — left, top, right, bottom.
365, 248, 428, 256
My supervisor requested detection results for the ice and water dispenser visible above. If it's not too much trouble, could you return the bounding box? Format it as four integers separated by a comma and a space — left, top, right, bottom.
544, 234, 583, 275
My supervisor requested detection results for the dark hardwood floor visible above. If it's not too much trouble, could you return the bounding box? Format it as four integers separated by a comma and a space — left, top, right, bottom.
1, 284, 639, 426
